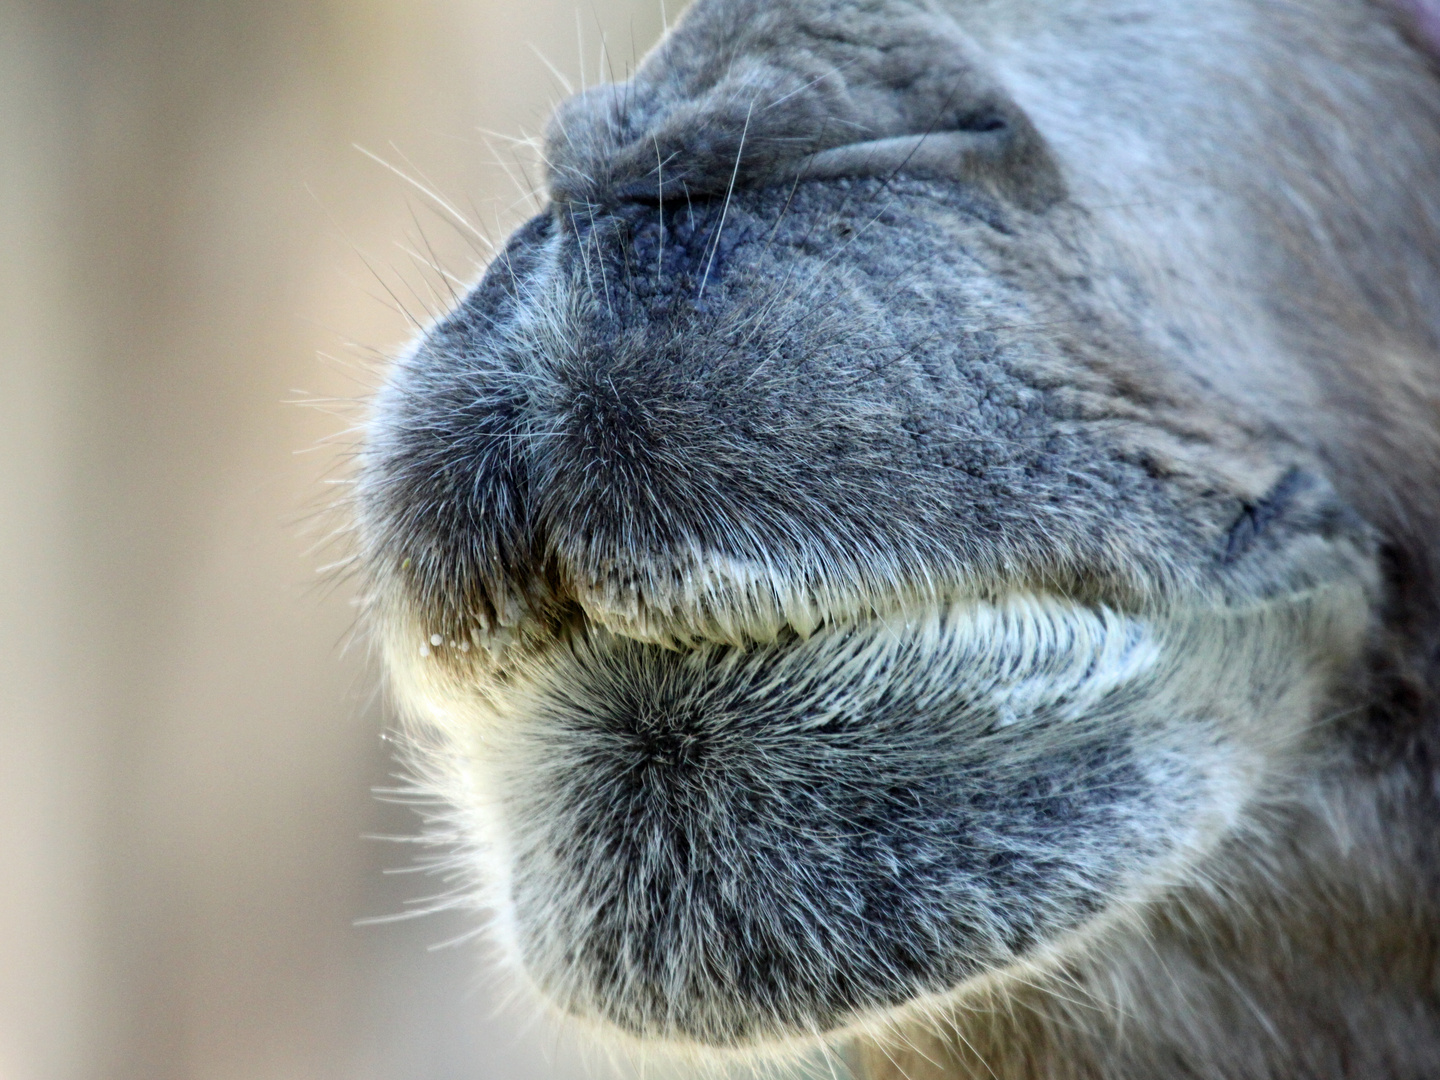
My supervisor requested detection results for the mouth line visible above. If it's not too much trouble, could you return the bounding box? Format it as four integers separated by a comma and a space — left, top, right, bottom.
398, 564, 1127, 675
463, 591, 1163, 738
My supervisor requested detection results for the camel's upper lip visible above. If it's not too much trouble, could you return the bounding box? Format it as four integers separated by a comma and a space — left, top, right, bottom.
386, 579, 1156, 698
389, 571, 1017, 674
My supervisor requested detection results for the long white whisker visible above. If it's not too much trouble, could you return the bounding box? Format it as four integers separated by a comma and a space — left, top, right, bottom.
698, 99, 754, 299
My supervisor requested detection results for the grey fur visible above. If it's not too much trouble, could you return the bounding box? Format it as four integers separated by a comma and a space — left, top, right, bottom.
354, 0, 1440, 1075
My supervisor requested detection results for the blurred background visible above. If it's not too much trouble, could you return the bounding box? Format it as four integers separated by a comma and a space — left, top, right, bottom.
0, 1, 679, 1077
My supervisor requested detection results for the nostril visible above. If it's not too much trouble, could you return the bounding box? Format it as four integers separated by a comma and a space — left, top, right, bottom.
959, 111, 1009, 133
795, 104, 1062, 213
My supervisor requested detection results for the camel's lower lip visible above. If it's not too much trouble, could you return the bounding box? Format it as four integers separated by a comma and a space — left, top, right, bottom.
466, 596, 1175, 1044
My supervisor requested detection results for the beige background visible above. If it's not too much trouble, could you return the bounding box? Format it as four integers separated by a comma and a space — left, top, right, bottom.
0, 0, 698, 1077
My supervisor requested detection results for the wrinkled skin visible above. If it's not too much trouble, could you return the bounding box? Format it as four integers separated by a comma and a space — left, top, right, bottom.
355, 0, 1440, 1076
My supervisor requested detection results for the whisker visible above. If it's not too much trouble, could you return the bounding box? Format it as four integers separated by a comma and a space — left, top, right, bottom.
528, 41, 575, 96
698, 99, 755, 300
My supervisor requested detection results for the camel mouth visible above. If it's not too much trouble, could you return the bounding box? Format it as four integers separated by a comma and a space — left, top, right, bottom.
440, 594, 1201, 1044
377, 547, 1369, 1048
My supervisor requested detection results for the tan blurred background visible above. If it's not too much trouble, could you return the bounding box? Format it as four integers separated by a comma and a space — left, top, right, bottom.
0, 0, 678, 1077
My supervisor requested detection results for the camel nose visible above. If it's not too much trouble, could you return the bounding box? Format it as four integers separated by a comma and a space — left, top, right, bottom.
543, 0, 1061, 213
358, 0, 1068, 655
